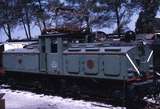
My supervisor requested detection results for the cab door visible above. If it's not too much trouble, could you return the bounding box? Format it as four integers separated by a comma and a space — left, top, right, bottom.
39, 37, 63, 74
47, 39, 59, 74
39, 38, 47, 72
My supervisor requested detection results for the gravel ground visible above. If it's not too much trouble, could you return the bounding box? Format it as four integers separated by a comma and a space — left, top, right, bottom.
0, 89, 125, 109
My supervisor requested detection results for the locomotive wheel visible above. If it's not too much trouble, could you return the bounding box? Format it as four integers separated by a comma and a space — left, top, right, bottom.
71, 84, 81, 99
6, 78, 16, 87
32, 81, 43, 90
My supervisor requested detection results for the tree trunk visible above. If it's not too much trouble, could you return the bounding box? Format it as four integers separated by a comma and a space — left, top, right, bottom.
25, 8, 32, 39
22, 17, 29, 39
38, 0, 47, 30
2, 24, 12, 41
37, 18, 43, 33
115, 0, 121, 37
27, 22, 32, 39
6, 24, 12, 41
2, 25, 9, 37
42, 20, 46, 30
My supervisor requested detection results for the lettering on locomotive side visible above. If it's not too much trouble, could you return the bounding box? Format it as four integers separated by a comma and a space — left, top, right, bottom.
51, 61, 58, 69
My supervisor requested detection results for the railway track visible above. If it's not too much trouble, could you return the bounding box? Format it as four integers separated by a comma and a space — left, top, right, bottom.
144, 103, 160, 109
143, 97, 160, 109
1, 74, 160, 109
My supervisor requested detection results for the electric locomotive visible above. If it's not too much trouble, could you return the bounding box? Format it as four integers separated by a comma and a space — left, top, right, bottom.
1, 29, 160, 104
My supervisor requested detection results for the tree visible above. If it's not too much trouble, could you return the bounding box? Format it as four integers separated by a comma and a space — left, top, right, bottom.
1, 0, 159, 42
31, 0, 62, 33
32, 0, 48, 33
65, 0, 136, 34
135, 0, 160, 33
17, 0, 35, 39
0, 0, 18, 41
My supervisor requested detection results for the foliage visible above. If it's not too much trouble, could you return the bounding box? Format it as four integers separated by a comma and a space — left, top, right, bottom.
0, 0, 19, 40
0, 0, 160, 40
134, 0, 160, 33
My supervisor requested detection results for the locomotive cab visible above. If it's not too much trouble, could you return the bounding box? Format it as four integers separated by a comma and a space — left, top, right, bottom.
39, 34, 63, 73
39, 32, 87, 74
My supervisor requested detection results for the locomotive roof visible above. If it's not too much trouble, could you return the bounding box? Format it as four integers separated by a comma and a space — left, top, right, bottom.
4, 48, 39, 53
39, 32, 87, 39
3, 42, 39, 53
64, 45, 135, 55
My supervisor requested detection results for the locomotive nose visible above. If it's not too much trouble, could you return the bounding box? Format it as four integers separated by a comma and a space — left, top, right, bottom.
152, 35, 160, 73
